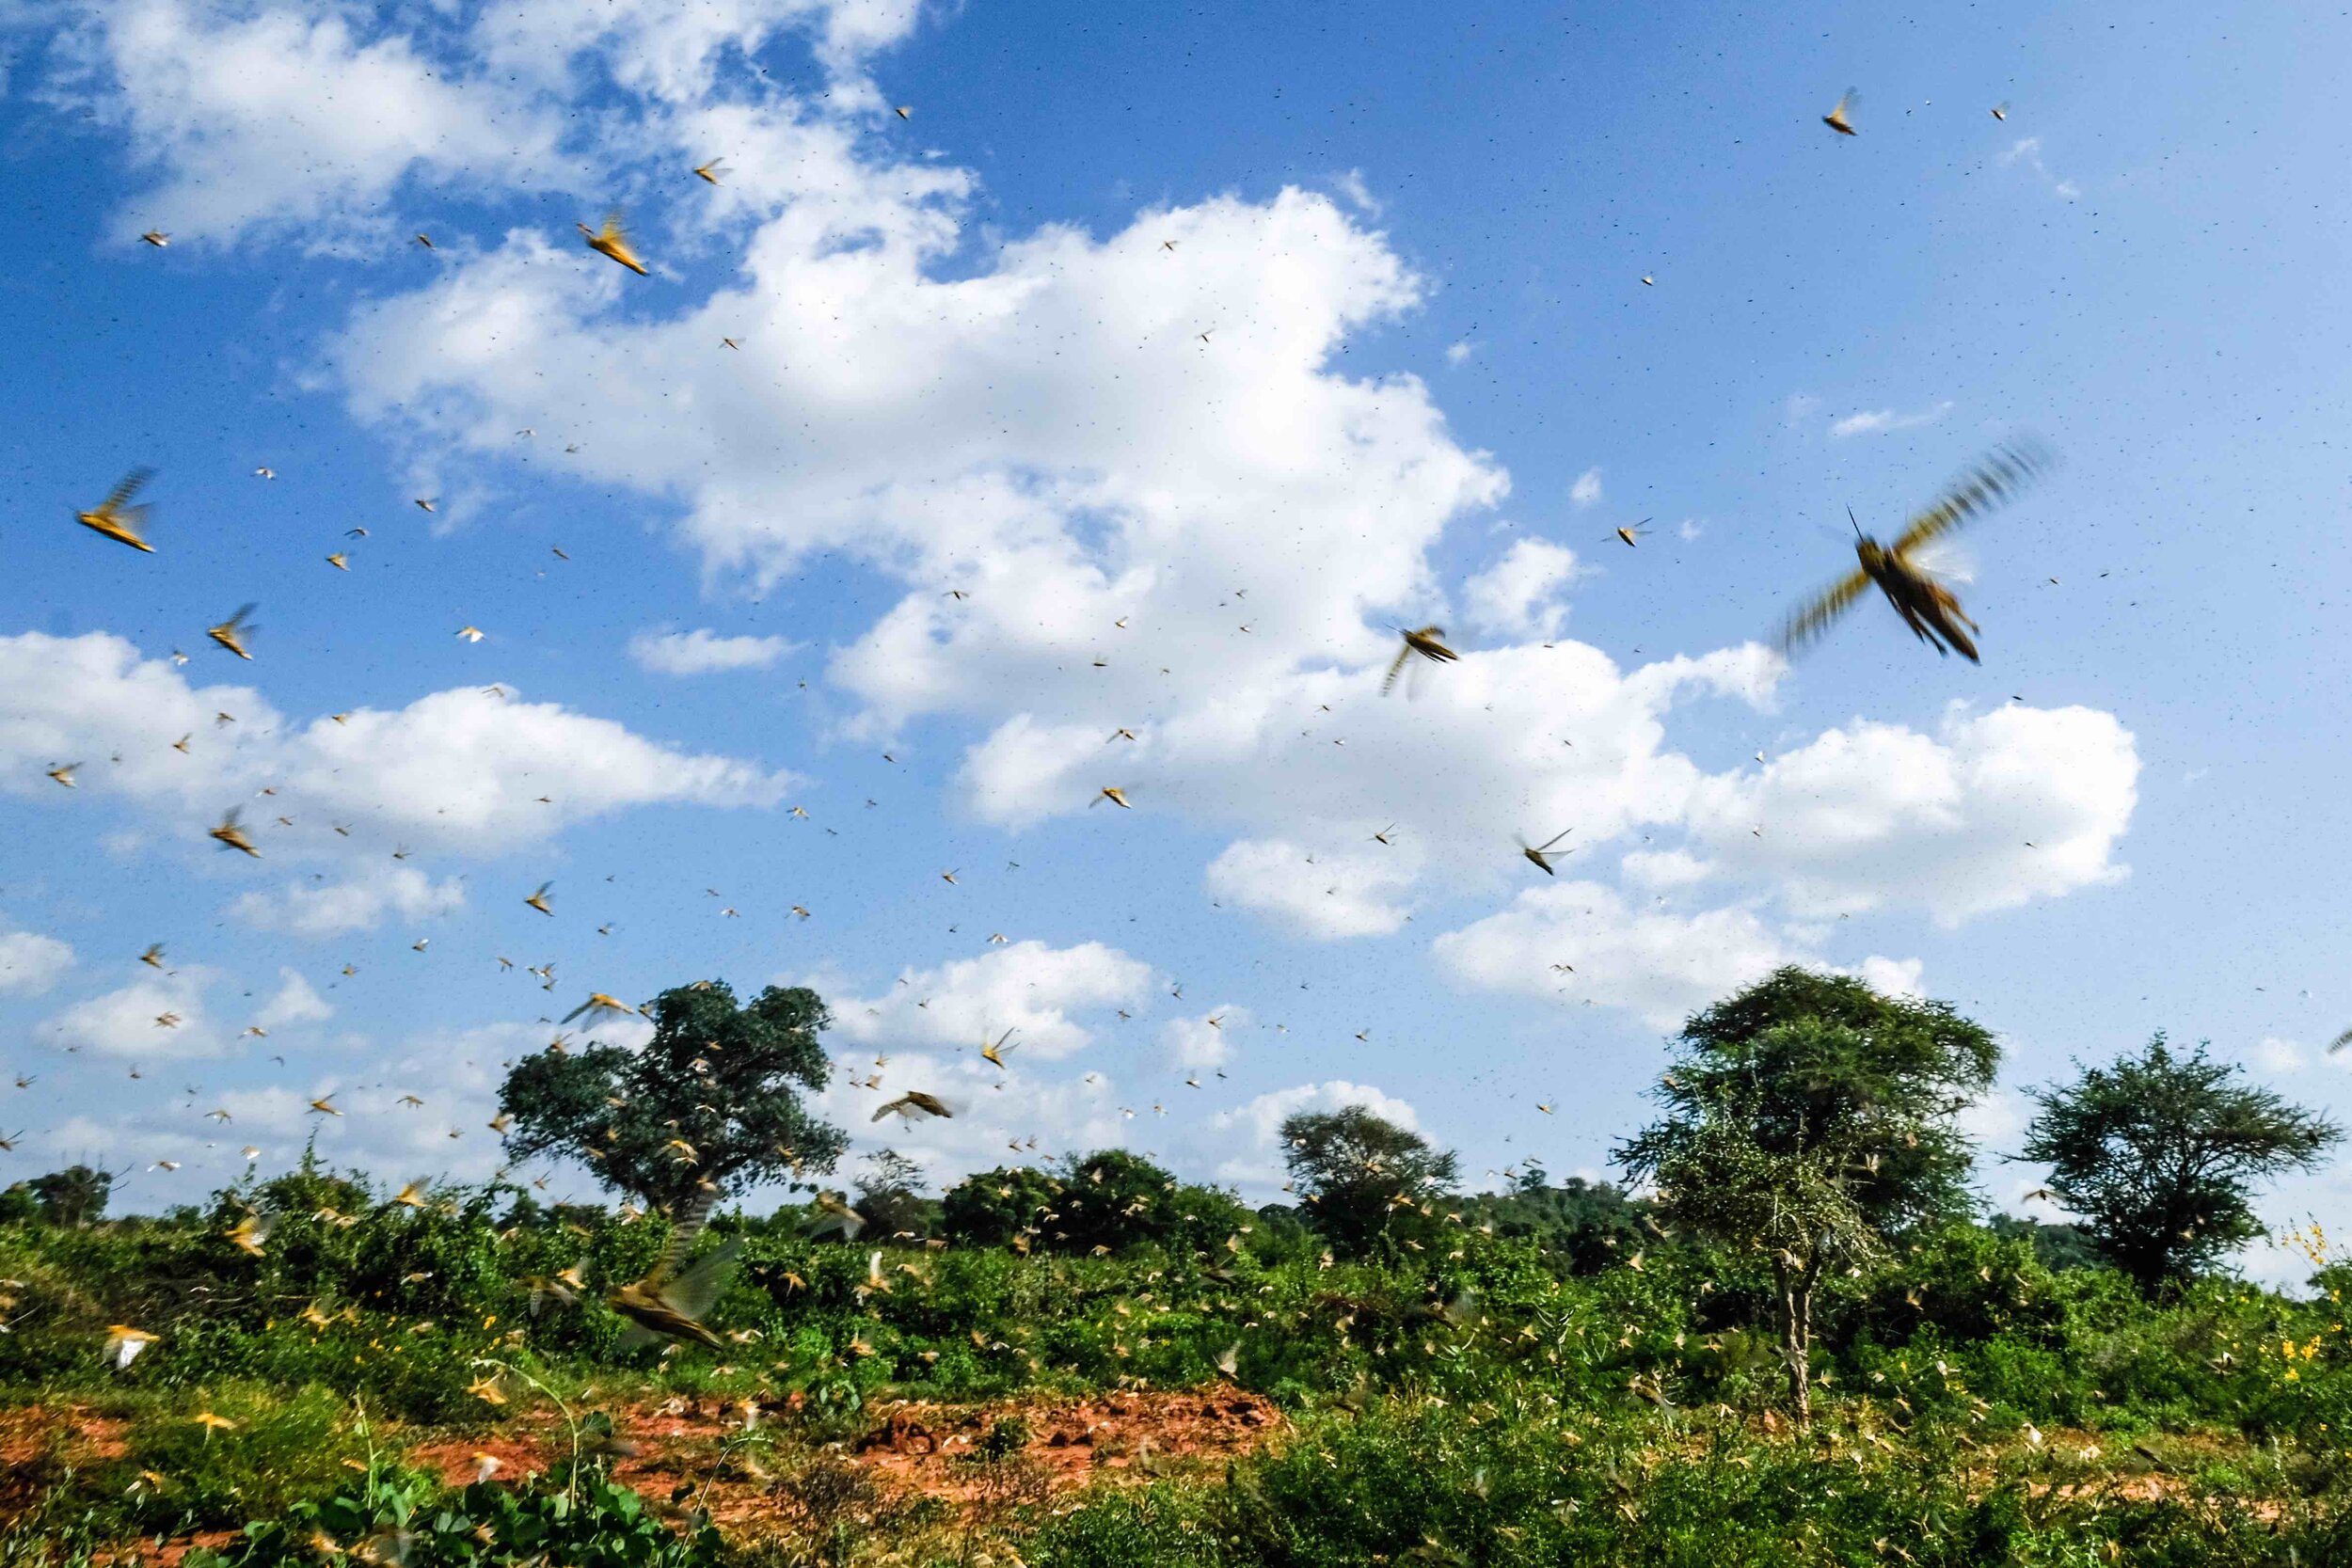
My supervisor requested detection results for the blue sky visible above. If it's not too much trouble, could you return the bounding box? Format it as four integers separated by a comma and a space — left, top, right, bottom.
3, 0, 2348, 1278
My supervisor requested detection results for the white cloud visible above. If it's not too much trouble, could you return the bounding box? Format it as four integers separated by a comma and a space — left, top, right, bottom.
961, 641, 1785, 905
1203, 1079, 1422, 1191
0, 929, 74, 995
1159, 1006, 1250, 1069
1620, 848, 1713, 890
1961, 1087, 2035, 1171
1569, 467, 1604, 507
1999, 136, 2081, 201
1856, 955, 1926, 1000
472, 0, 925, 98
1684, 704, 2138, 924
40, 968, 227, 1059
1433, 879, 1805, 1029
256, 968, 334, 1030
1205, 839, 1414, 939
58, 0, 930, 249
1462, 538, 1582, 640
825, 941, 1155, 1060
232, 866, 468, 938
0, 632, 792, 863
628, 628, 797, 675
69, 0, 572, 247
276, 37, 2133, 963
1444, 339, 1475, 365
812, 1047, 1139, 1187
1330, 168, 1383, 215
2253, 1037, 2311, 1075
1828, 401, 1954, 439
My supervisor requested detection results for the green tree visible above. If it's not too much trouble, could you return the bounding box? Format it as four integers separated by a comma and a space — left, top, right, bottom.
1465, 1165, 1657, 1275
942, 1164, 1065, 1248
855, 1148, 939, 1241
1281, 1105, 1457, 1259
497, 981, 847, 1216
1615, 966, 2000, 1425
27, 1164, 113, 1227
2021, 1034, 2342, 1294
941, 1149, 1250, 1256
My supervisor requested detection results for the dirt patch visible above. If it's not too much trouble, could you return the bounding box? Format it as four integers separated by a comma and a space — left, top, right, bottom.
6, 1386, 1286, 1555
849, 1388, 1283, 1499
0, 1402, 131, 1466
406, 1386, 1284, 1529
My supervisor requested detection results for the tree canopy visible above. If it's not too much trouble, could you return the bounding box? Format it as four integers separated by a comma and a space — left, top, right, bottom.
1621, 966, 2001, 1236
26, 1164, 112, 1227
497, 981, 847, 1216
942, 1148, 1251, 1256
1281, 1105, 1457, 1258
1615, 966, 2001, 1422
2022, 1034, 2342, 1292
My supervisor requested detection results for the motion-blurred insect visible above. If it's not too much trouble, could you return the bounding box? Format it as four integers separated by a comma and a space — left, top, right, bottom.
1614, 517, 1652, 547
207, 605, 258, 659
76, 467, 157, 552
1516, 828, 1574, 875
1382, 626, 1458, 695
608, 1192, 737, 1349
579, 211, 649, 276
1823, 89, 1858, 135
1778, 444, 2048, 664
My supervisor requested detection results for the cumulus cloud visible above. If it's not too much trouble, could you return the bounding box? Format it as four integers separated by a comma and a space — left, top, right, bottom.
0, 929, 74, 995
256, 968, 334, 1030
1159, 1006, 1249, 1070
628, 628, 798, 675
66, 0, 571, 247
302, 66, 2143, 958
1462, 538, 1582, 640
1828, 402, 1954, 439
824, 940, 1156, 1060
810, 1047, 1138, 1185
55, 0, 930, 247
40, 967, 228, 1059
1203, 1079, 1422, 1190
1856, 955, 1926, 1000
1684, 704, 2138, 924
1433, 879, 1805, 1029
1569, 467, 1603, 507
232, 866, 468, 938
0, 632, 792, 863
1205, 840, 1415, 940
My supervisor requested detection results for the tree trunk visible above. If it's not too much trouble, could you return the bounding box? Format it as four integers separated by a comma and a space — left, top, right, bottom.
1772, 1260, 1811, 1429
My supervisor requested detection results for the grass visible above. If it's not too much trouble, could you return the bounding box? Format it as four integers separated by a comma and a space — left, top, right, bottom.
2, 1177, 2349, 1564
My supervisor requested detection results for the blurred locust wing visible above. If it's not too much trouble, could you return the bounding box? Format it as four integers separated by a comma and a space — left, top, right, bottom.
1778, 568, 1871, 656
1890, 444, 2049, 556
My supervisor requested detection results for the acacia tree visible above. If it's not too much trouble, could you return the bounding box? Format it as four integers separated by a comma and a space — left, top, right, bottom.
498, 981, 848, 1218
28, 1164, 113, 1227
1281, 1105, 1457, 1258
2022, 1034, 2341, 1294
1615, 966, 1999, 1426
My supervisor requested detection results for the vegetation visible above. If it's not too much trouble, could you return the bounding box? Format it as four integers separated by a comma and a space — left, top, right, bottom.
5, 969, 2350, 1566
498, 981, 848, 1213
2023, 1033, 2343, 1293
1279, 1104, 1459, 1258
1616, 967, 2001, 1423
